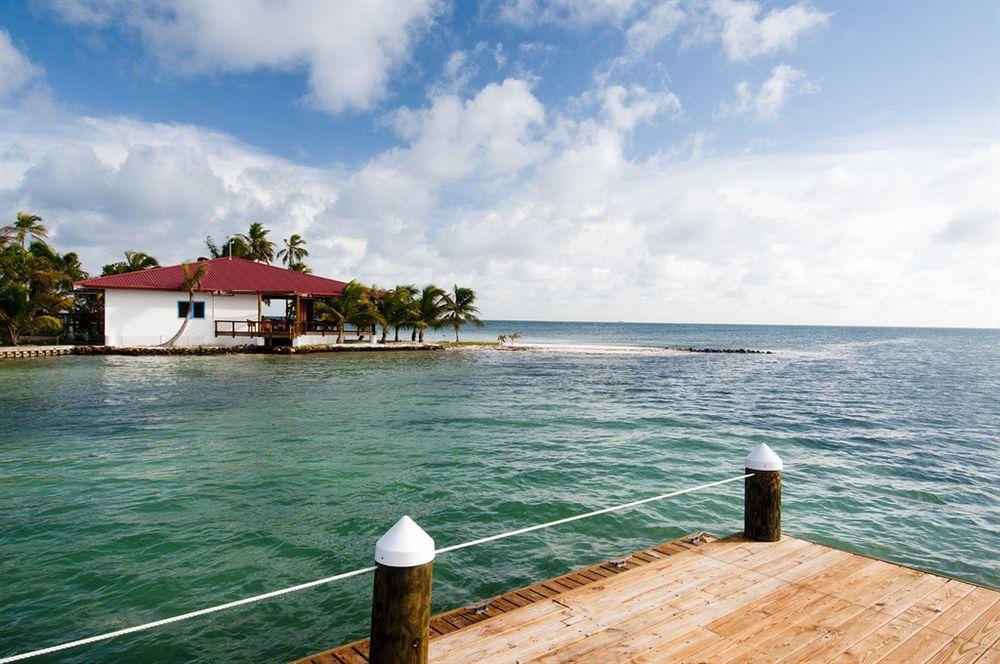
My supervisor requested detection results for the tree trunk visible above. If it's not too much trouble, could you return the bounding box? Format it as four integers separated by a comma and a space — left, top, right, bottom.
394, 326, 400, 342
381, 325, 388, 343
418, 328, 424, 343
161, 293, 193, 347
411, 328, 417, 341
454, 325, 459, 342
337, 321, 345, 344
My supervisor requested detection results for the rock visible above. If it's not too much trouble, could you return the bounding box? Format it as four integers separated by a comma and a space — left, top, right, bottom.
670, 346, 773, 355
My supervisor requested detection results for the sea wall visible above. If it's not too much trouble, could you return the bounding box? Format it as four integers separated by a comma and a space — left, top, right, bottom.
68, 343, 444, 356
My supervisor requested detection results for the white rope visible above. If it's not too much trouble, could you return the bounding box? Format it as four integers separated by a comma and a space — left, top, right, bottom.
436, 473, 752, 554
0, 473, 750, 663
0, 566, 377, 663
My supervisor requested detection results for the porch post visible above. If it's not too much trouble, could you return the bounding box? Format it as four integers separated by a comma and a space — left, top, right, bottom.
294, 293, 301, 338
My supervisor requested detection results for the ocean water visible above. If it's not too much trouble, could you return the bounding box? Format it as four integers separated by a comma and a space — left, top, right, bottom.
1, 322, 997, 662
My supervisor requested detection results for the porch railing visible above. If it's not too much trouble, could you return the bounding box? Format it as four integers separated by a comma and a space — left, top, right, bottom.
214, 320, 374, 339
214, 319, 298, 338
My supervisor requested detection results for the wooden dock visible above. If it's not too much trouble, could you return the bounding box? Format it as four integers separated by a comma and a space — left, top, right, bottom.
300, 532, 999, 664
0, 345, 74, 359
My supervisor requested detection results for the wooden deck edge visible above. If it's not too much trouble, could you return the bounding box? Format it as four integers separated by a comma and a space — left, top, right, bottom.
788, 533, 1000, 593
294, 531, 720, 664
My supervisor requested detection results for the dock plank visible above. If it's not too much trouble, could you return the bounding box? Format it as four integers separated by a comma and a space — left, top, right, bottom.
297, 533, 998, 664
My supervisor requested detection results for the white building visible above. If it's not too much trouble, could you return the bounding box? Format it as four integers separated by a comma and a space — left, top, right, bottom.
75, 257, 362, 347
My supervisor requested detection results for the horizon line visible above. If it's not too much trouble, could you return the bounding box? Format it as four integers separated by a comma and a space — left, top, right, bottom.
471, 319, 999, 332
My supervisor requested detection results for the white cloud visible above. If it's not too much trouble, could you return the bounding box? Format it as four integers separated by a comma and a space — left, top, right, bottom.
2, 79, 996, 328
498, 0, 639, 29
381, 78, 547, 181
433, 42, 509, 95
499, 1, 828, 64
437, 50, 474, 94
50, 0, 439, 113
625, 1, 686, 56
719, 64, 819, 120
597, 84, 682, 131
0, 29, 44, 99
708, 0, 830, 61
1, 110, 341, 263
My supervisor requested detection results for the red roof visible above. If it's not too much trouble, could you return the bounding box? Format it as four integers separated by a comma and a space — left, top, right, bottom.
74, 257, 349, 297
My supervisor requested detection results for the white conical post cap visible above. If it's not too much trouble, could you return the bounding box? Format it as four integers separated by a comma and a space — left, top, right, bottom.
374, 515, 435, 567
745, 443, 783, 471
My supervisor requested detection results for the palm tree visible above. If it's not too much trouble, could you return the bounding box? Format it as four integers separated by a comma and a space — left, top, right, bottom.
372, 285, 415, 343
394, 284, 417, 342
160, 263, 208, 347
441, 285, 483, 342
413, 285, 445, 343
203, 235, 251, 260
29, 242, 88, 294
0, 246, 72, 345
240, 222, 274, 263
2, 212, 48, 248
101, 251, 160, 276
278, 234, 309, 271
315, 280, 375, 344
508, 331, 523, 345
0, 285, 70, 345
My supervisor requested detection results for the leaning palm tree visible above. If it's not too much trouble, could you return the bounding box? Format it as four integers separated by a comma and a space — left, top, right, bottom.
277, 234, 309, 270
413, 285, 445, 343
441, 285, 483, 342
315, 280, 375, 344
240, 222, 274, 263
2, 212, 49, 249
101, 251, 160, 276
160, 263, 208, 347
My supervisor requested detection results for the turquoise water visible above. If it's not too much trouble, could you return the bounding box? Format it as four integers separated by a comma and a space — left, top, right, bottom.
1, 322, 998, 662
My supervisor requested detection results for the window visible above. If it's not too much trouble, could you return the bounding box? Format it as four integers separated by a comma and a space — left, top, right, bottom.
178, 301, 206, 319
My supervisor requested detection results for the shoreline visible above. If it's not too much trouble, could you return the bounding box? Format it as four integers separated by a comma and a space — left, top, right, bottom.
1, 343, 446, 359
1, 341, 775, 360
446, 342, 774, 356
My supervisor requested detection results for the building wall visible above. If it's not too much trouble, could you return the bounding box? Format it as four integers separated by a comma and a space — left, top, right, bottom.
103, 289, 261, 347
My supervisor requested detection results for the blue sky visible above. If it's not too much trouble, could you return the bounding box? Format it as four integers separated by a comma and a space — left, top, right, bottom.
1, 1, 998, 326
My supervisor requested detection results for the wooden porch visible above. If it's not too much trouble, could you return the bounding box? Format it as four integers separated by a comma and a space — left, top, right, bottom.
300, 533, 999, 664
214, 320, 374, 341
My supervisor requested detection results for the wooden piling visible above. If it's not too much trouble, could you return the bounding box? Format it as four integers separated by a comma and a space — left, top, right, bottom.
368, 516, 435, 664
744, 444, 782, 542
370, 562, 433, 664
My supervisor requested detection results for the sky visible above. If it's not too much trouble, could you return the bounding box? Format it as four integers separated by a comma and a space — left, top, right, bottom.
1, 0, 997, 328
